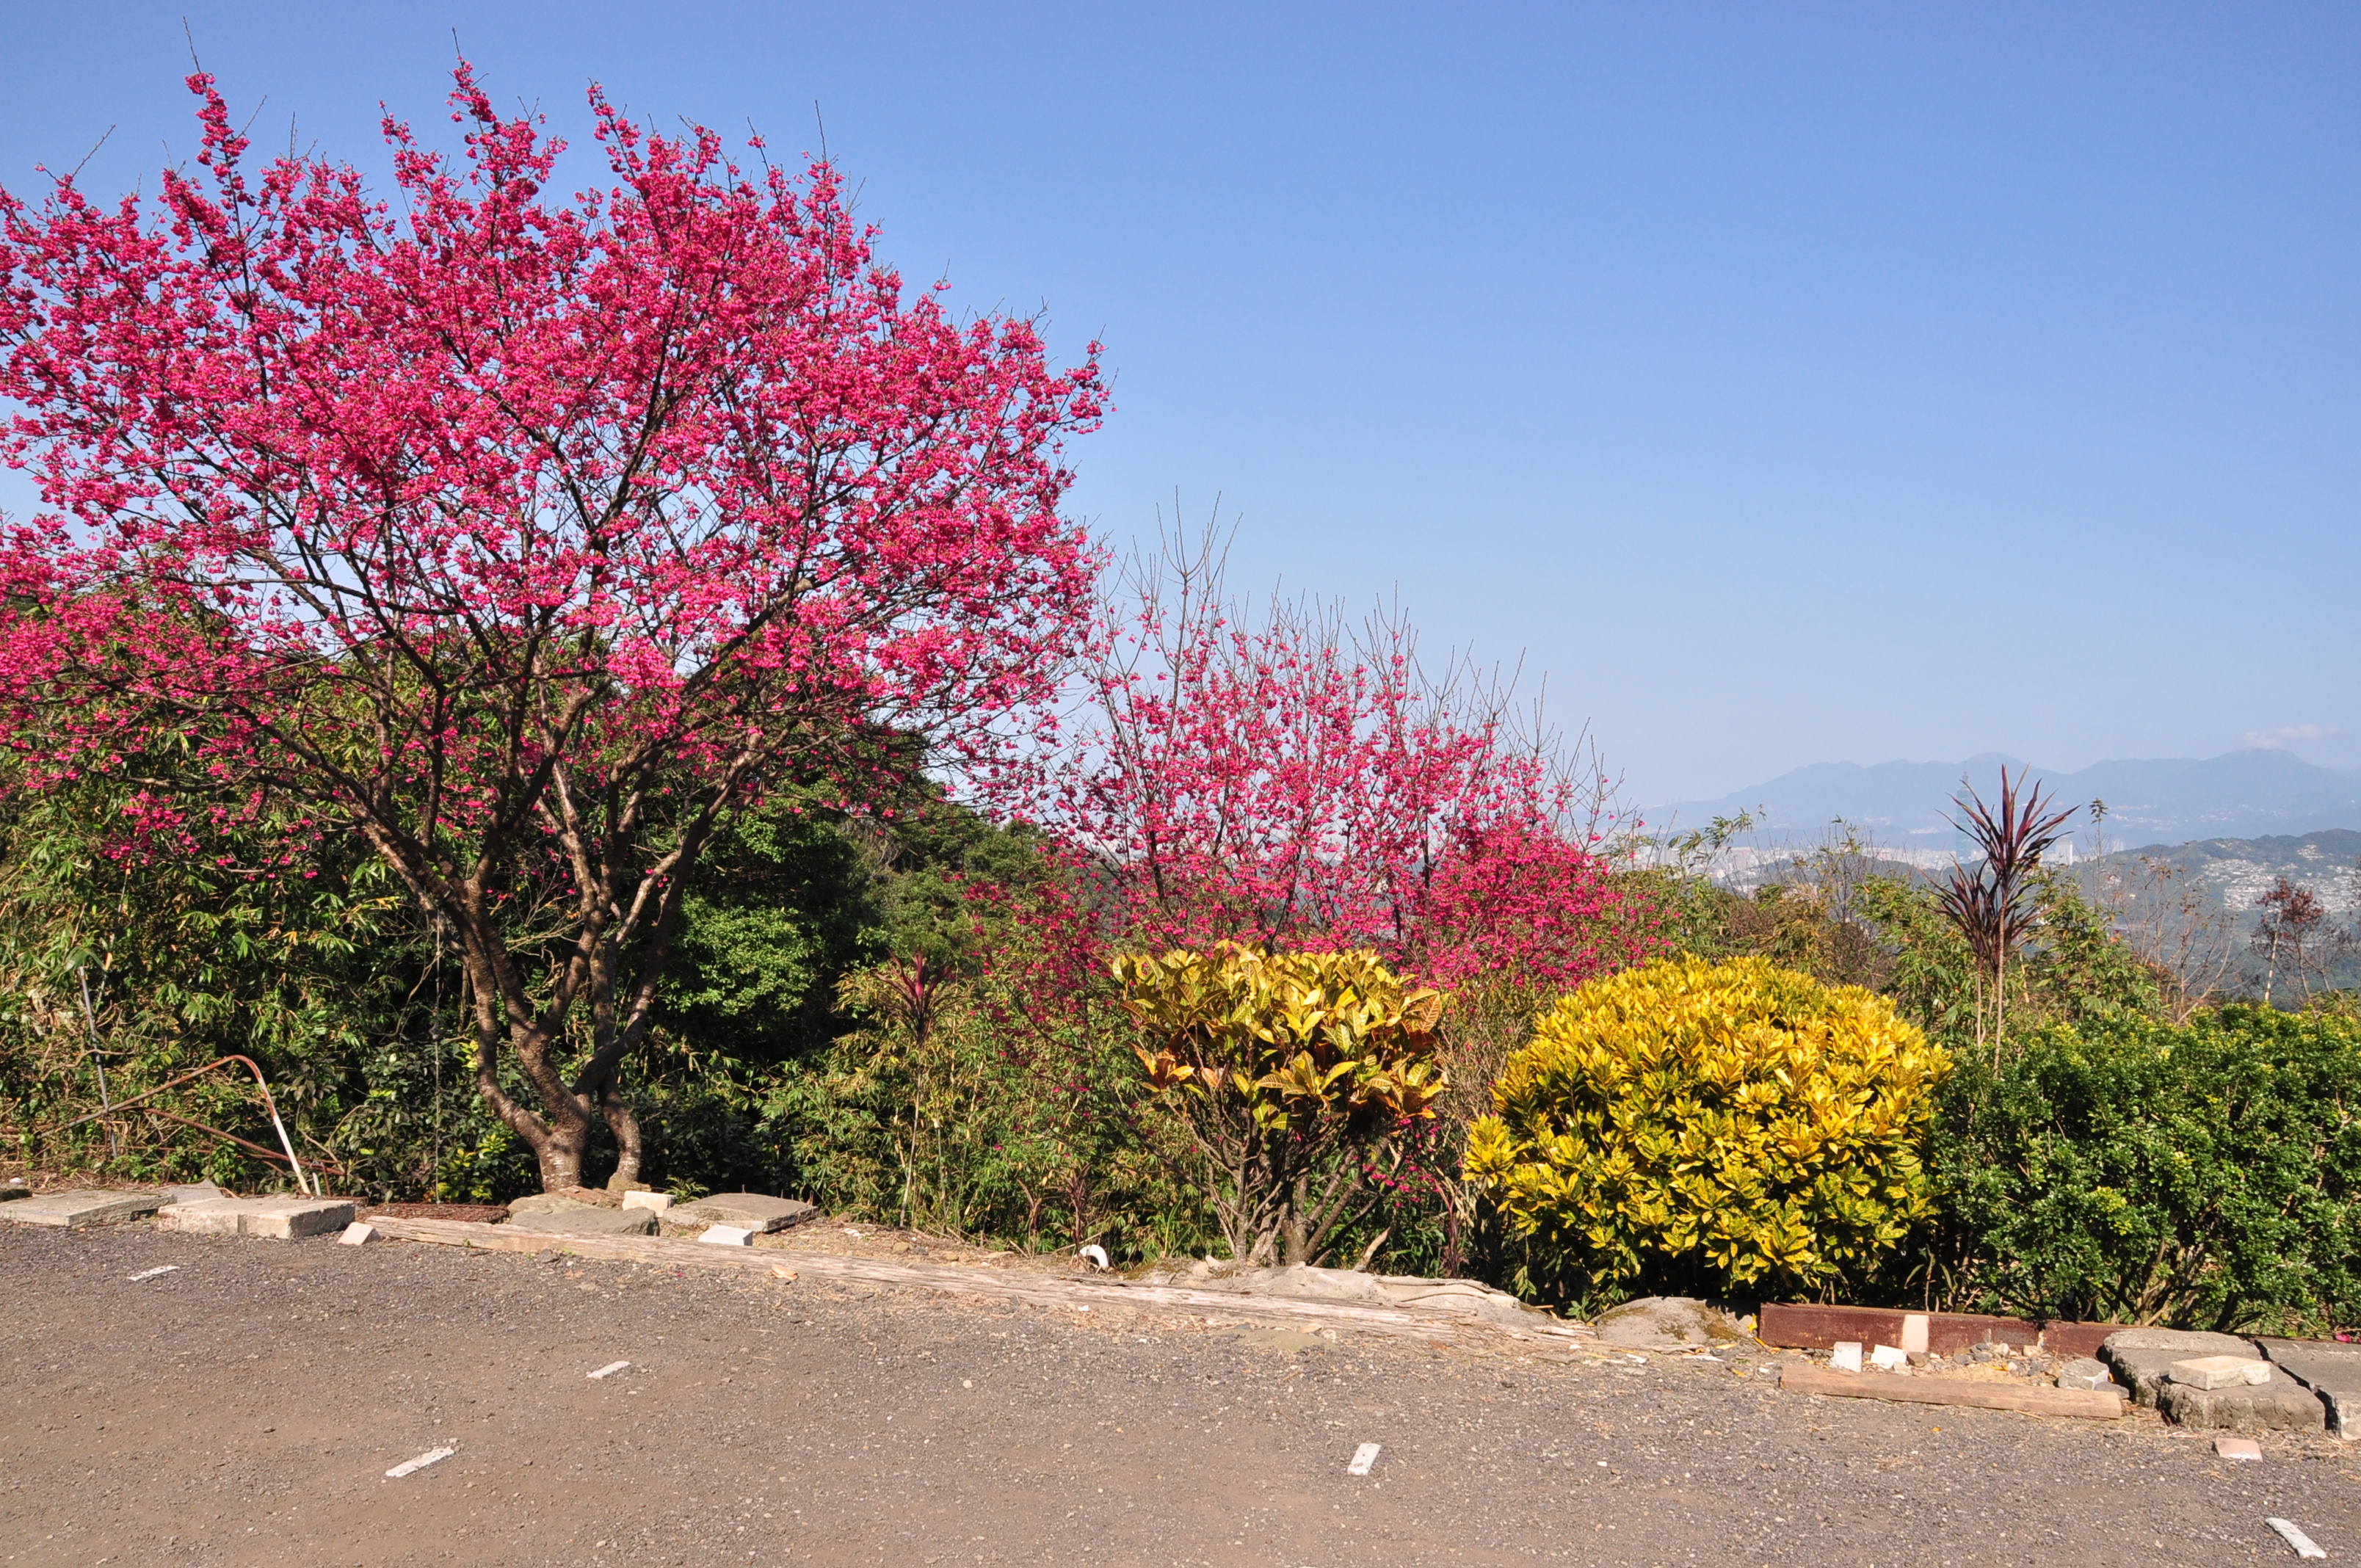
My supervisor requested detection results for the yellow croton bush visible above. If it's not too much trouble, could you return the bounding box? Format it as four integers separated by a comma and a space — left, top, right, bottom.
1465, 954, 1950, 1296
1113, 942, 1449, 1266
1114, 943, 1450, 1132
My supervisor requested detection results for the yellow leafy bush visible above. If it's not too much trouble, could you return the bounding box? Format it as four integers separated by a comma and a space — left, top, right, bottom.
1465, 954, 1948, 1298
1114, 943, 1448, 1265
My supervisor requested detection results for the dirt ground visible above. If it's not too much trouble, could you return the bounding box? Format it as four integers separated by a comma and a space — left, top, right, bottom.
5, 1222, 2360, 1567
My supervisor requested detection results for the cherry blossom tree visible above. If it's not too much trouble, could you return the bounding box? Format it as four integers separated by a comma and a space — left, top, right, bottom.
0, 67, 1104, 1190
1030, 524, 1652, 988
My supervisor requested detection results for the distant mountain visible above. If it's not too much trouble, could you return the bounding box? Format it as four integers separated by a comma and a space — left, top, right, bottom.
1660, 749, 2361, 849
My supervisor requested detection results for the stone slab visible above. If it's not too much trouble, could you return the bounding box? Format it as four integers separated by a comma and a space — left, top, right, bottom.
507, 1191, 606, 1216
1595, 1296, 1749, 1348
2258, 1339, 2361, 1440
698, 1225, 755, 1246
160, 1180, 227, 1207
0, 1189, 162, 1228
338, 1222, 377, 1245
665, 1193, 816, 1234
504, 1205, 657, 1238
2168, 1354, 2271, 1390
0, 1178, 29, 1202
2100, 1329, 2257, 1407
2155, 1368, 2325, 1434
155, 1196, 357, 1239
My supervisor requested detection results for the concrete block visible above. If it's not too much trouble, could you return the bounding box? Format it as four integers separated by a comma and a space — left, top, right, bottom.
666, 1192, 817, 1233
0, 1189, 163, 1228
2101, 1329, 2257, 1407
2157, 1370, 2326, 1434
620, 1190, 674, 1213
2057, 1357, 2119, 1392
338, 1222, 377, 1246
697, 1224, 754, 1246
2215, 1436, 2263, 1461
2168, 1354, 2271, 1390
503, 1205, 657, 1238
1831, 1341, 1863, 1373
156, 1196, 357, 1238
1900, 1313, 1929, 1354
1869, 1344, 1908, 1371
2257, 1338, 2361, 1440
160, 1180, 226, 1207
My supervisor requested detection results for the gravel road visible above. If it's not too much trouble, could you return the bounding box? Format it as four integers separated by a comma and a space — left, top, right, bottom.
4, 1222, 2358, 1567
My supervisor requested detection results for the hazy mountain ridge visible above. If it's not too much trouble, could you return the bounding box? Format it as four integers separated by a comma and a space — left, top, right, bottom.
1661, 749, 2361, 846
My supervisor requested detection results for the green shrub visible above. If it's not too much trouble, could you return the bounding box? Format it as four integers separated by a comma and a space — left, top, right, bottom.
1930, 1005, 2361, 1334
1466, 954, 1948, 1305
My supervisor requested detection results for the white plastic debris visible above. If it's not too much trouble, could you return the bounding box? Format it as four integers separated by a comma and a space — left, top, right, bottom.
1347, 1442, 1382, 1476
2266, 1518, 2327, 1559
587, 1360, 631, 1380
385, 1446, 455, 1478
1079, 1244, 1111, 1270
127, 1265, 180, 1282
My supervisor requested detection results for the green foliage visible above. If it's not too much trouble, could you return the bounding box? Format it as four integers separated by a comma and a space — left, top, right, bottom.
656, 791, 882, 1072
776, 901, 1211, 1260
0, 757, 462, 1194
1928, 1005, 2361, 1334
1467, 955, 1949, 1307
1115, 943, 1448, 1266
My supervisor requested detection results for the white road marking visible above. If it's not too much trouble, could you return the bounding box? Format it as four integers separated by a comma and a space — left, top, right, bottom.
2266, 1518, 2326, 1559
385, 1446, 454, 1478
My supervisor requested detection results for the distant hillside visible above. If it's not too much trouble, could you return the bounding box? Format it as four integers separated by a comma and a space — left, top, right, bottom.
1661, 749, 2361, 847
2081, 829, 2361, 918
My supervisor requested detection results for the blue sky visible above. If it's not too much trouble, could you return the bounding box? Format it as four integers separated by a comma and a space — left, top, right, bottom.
3, 3, 2354, 801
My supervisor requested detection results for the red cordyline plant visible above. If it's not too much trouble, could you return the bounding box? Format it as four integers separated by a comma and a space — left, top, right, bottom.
0, 66, 1105, 1190
1001, 523, 1654, 990
1937, 766, 2078, 1065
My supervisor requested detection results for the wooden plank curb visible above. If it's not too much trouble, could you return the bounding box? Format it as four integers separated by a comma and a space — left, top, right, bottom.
365, 1216, 1587, 1349
1779, 1362, 2127, 1419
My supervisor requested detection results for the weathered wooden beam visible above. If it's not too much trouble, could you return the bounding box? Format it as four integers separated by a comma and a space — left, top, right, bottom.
1758, 1301, 2125, 1358
1759, 1302, 2024, 1354
364, 1215, 1528, 1345
1780, 1362, 2126, 1419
